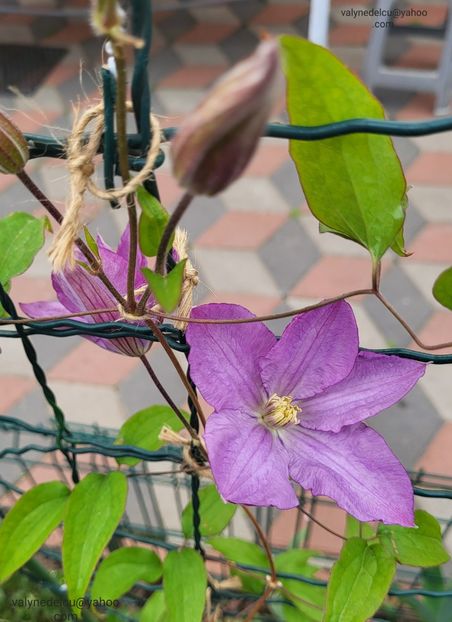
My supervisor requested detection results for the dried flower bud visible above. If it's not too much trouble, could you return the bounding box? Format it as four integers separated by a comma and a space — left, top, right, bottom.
90, 0, 125, 36
0, 111, 29, 175
171, 38, 281, 196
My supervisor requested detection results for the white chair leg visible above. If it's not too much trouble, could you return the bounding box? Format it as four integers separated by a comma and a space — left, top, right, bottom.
308, 0, 331, 47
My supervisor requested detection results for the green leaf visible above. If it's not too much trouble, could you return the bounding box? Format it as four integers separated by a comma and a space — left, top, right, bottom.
345, 514, 376, 540
324, 537, 396, 622
208, 536, 268, 594
142, 259, 187, 313
0, 482, 69, 583
115, 405, 190, 467
182, 484, 236, 539
163, 548, 207, 622
433, 267, 452, 311
63, 472, 127, 616
91, 547, 162, 605
390, 195, 411, 257
0, 212, 48, 284
0, 280, 10, 317
140, 591, 166, 622
83, 226, 100, 259
137, 186, 173, 257
379, 509, 450, 567
280, 36, 407, 261
275, 549, 325, 621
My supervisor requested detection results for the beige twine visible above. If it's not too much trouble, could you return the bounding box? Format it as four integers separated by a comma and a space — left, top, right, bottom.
48, 101, 162, 270
158, 426, 212, 478
172, 228, 199, 330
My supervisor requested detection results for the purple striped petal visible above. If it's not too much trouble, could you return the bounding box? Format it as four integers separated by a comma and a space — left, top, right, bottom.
204, 409, 298, 509
53, 266, 150, 356
301, 350, 426, 432
285, 423, 414, 526
259, 301, 358, 400
187, 303, 276, 411
97, 232, 147, 295
20, 299, 72, 319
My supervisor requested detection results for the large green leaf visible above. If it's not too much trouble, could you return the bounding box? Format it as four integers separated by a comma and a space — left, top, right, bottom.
63, 472, 128, 616
208, 536, 268, 593
142, 259, 186, 313
345, 514, 376, 540
163, 548, 207, 622
379, 509, 450, 567
433, 267, 452, 311
280, 36, 407, 261
182, 484, 236, 539
115, 405, 189, 467
0, 212, 48, 284
0, 482, 69, 583
140, 591, 166, 622
275, 549, 325, 621
324, 537, 396, 622
91, 547, 162, 604
137, 186, 173, 257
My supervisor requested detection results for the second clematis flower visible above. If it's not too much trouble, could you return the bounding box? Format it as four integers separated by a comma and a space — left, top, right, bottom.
20, 225, 154, 357
186, 301, 426, 526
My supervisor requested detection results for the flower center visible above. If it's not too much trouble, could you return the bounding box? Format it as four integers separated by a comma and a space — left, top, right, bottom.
262, 393, 301, 429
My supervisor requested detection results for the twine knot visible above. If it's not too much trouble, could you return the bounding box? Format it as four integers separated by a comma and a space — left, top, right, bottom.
48, 102, 162, 271
173, 228, 199, 330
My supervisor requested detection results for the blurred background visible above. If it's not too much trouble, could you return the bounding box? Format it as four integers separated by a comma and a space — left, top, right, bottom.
0, 0, 452, 541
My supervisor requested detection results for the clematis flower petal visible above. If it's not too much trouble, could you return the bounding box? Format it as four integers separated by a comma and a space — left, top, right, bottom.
100, 225, 147, 292
20, 299, 71, 319
52, 268, 120, 317
20, 298, 117, 354
285, 423, 414, 526
205, 409, 298, 509
187, 303, 276, 411
20, 224, 154, 357
301, 350, 426, 432
259, 301, 358, 400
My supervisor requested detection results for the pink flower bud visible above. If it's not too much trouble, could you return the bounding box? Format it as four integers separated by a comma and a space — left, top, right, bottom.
0, 111, 29, 175
171, 39, 281, 196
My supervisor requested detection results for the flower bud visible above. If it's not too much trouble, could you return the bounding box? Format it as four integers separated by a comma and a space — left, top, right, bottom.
171, 38, 281, 196
0, 111, 29, 175
90, 0, 125, 36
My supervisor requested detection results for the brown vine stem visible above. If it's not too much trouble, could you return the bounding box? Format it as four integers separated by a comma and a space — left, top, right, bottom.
242, 506, 277, 581
243, 586, 273, 622
140, 355, 198, 439
298, 506, 346, 541
155, 191, 193, 274
5, 284, 452, 351
2, 288, 374, 326
375, 290, 452, 350
144, 318, 207, 428
112, 40, 138, 313
16, 169, 125, 306
372, 259, 381, 290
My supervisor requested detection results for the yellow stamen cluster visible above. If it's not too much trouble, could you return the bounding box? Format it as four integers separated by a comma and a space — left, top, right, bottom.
262, 393, 301, 429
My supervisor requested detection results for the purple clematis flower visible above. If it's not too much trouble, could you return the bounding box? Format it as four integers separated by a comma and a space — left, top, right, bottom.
20, 225, 153, 357
186, 301, 426, 526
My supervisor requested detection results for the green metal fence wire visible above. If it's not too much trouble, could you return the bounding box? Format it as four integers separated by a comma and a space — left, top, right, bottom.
1, 0, 452, 619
